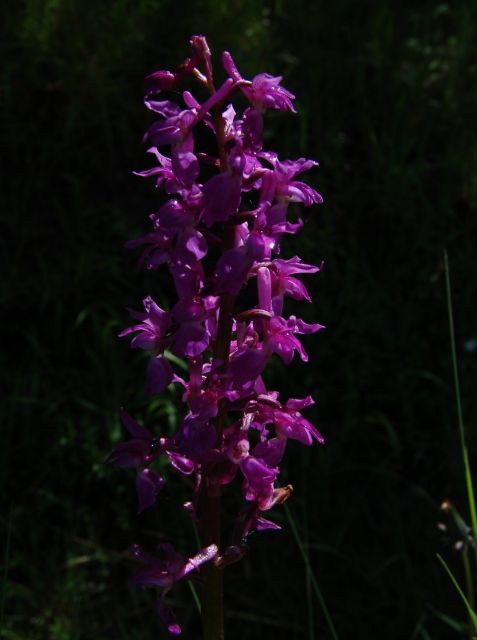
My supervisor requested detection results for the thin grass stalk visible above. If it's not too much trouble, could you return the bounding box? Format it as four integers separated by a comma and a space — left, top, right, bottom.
437, 554, 477, 634
444, 251, 477, 552
284, 503, 339, 640
462, 551, 475, 640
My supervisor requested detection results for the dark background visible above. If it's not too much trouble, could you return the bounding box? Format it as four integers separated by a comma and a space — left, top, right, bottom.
2, 1, 477, 638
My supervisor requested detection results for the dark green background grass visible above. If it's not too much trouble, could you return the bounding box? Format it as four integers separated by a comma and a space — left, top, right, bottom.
1, 1, 477, 638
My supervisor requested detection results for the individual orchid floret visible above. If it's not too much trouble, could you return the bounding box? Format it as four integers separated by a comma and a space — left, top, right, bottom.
143, 103, 199, 187
144, 69, 177, 97
136, 468, 166, 514
268, 256, 322, 314
222, 51, 296, 113
119, 296, 170, 351
259, 153, 323, 206
118, 297, 174, 393
171, 295, 218, 357
125, 228, 172, 270
108, 408, 161, 469
133, 148, 181, 193
144, 46, 199, 98
246, 73, 296, 113
267, 315, 324, 364
238, 437, 289, 513
240, 455, 278, 509
133, 542, 218, 635
108, 409, 167, 512
251, 394, 324, 446
247, 200, 305, 261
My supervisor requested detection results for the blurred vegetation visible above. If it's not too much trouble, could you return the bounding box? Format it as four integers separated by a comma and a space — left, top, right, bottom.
1, 0, 477, 638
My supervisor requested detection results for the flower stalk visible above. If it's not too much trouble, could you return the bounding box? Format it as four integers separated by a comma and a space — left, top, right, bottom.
110, 34, 325, 638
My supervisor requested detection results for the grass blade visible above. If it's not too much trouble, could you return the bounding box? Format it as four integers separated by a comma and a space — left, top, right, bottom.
437, 553, 477, 632
284, 503, 340, 640
444, 251, 477, 552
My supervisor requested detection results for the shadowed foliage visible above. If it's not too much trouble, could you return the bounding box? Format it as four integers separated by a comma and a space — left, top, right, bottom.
1, 1, 477, 638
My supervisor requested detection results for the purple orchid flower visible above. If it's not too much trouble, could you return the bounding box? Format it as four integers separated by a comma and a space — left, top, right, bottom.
118, 296, 170, 351
108, 409, 166, 512
133, 148, 181, 193
133, 542, 218, 635
268, 256, 322, 314
222, 51, 296, 113
119, 296, 174, 393
266, 315, 325, 364
112, 35, 326, 637
259, 152, 323, 206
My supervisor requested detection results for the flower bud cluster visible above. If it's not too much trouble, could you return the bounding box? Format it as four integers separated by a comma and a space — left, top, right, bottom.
110, 35, 324, 635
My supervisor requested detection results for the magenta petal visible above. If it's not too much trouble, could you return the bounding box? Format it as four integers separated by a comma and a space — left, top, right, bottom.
293, 317, 325, 334
107, 439, 150, 468
173, 322, 208, 357
273, 256, 321, 276
176, 229, 207, 262
202, 172, 241, 226
267, 333, 296, 364
252, 437, 286, 468
181, 544, 218, 577
144, 100, 181, 117
222, 51, 243, 82
120, 408, 152, 440
255, 516, 281, 531
229, 348, 267, 386
281, 276, 311, 301
215, 248, 254, 295
143, 120, 180, 147
133, 564, 170, 588
146, 356, 173, 395
170, 259, 205, 297
144, 70, 175, 96
155, 199, 192, 228
130, 332, 157, 350
257, 266, 272, 313
286, 396, 314, 410
275, 409, 324, 445
146, 248, 169, 269
171, 149, 199, 186
157, 599, 182, 636
247, 231, 274, 260
249, 73, 296, 112
168, 624, 181, 636
136, 469, 165, 513
144, 296, 170, 331
241, 456, 277, 490
242, 108, 263, 151
167, 452, 194, 475
178, 416, 216, 459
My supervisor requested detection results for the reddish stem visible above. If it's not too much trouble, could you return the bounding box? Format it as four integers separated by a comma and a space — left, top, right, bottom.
198, 64, 236, 640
